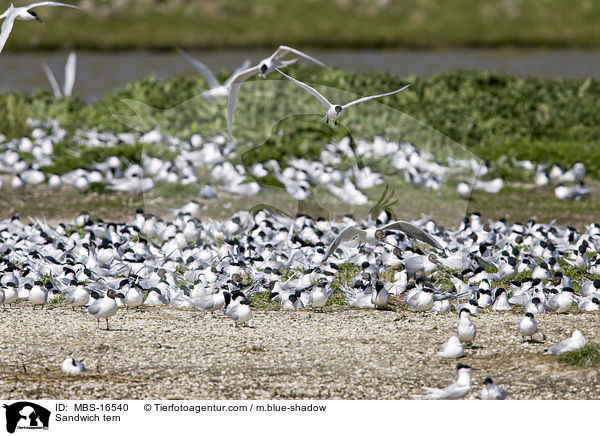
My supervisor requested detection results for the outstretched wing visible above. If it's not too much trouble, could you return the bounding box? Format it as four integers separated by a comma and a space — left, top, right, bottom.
343, 84, 410, 109
276, 69, 331, 109
177, 48, 220, 89
379, 220, 443, 250
227, 65, 260, 138
322, 225, 366, 263
63, 51, 76, 97
42, 62, 62, 98
272, 45, 326, 67
224, 59, 252, 86
26, 2, 83, 10
0, 13, 16, 54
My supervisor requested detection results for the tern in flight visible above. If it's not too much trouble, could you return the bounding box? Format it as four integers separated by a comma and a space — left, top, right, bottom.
227, 45, 325, 137
0, 2, 82, 54
277, 69, 410, 125
177, 48, 251, 100
42, 51, 76, 97
321, 220, 443, 263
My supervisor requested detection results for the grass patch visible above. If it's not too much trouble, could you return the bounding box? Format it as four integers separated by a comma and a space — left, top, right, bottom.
2, 1, 600, 50
557, 342, 600, 368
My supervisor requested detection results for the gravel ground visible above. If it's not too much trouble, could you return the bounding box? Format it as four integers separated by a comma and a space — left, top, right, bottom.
1, 301, 599, 400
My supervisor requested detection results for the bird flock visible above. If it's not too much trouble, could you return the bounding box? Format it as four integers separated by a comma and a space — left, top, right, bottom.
0, 208, 598, 398
1, 2, 598, 400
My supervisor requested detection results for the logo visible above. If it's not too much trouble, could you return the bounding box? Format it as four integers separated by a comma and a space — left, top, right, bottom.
3, 402, 50, 433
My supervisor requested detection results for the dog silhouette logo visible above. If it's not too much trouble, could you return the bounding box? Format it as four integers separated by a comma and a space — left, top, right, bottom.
3, 402, 50, 433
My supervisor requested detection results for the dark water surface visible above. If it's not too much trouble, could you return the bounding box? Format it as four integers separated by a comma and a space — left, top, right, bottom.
1, 48, 599, 101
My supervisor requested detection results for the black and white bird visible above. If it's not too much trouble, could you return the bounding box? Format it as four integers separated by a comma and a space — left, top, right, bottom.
457, 308, 476, 346
177, 48, 251, 100
412, 364, 476, 399
545, 330, 586, 355
480, 377, 508, 400
61, 357, 86, 374
518, 312, 544, 342
223, 290, 252, 326
277, 68, 410, 125
227, 46, 325, 137
0, 2, 82, 54
87, 290, 124, 330
322, 221, 443, 263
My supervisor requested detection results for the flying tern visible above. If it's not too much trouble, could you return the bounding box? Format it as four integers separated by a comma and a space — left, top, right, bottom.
227, 45, 325, 137
177, 48, 251, 100
42, 51, 76, 97
277, 68, 410, 125
0, 2, 82, 54
322, 221, 443, 263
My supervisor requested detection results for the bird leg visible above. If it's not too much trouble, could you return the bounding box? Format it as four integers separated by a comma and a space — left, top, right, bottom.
106, 319, 110, 331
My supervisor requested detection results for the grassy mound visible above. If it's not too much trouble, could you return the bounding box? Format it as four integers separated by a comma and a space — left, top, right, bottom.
557, 343, 600, 368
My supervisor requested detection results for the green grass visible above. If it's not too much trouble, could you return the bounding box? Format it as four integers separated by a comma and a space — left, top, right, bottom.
1, 68, 599, 183
557, 342, 600, 368
3, 1, 600, 50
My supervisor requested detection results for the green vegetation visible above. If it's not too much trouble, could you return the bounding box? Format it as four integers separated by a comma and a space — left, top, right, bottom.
1, 68, 599, 183
3, 1, 600, 50
557, 342, 600, 368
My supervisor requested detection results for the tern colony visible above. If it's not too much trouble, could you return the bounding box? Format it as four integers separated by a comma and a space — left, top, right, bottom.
1, 2, 598, 398
1, 208, 599, 396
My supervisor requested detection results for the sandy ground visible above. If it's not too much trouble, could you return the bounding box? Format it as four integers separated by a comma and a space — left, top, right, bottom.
1, 301, 599, 400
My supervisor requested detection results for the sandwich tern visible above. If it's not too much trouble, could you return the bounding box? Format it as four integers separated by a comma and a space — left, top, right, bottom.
413, 364, 476, 399
518, 312, 545, 342
0, 2, 82, 54
437, 336, 465, 359
457, 308, 476, 346
322, 221, 443, 263
61, 357, 86, 374
277, 69, 410, 125
545, 330, 586, 355
177, 48, 251, 100
227, 45, 325, 137
223, 290, 252, 326
42, 51, 76, 98
480, 377, 508, 400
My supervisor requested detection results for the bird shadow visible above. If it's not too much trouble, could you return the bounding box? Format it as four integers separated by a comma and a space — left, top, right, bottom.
524, 338, 545, 344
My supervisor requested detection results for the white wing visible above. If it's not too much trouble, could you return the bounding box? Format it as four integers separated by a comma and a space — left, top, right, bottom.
177, 48, 220, 89
224, 59, 252, 86
322, 225, 366, 263
26, 2, 83, 10
276, 69, 331, 108
0, 13, 16, 54
227, 65, 260, 138
379, 220, 443, 250
0, 7, 12, 20
272, 45, 326, 67
63, 51, 76, 97
343, 84, 411, 109
42, 62, 62, 97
